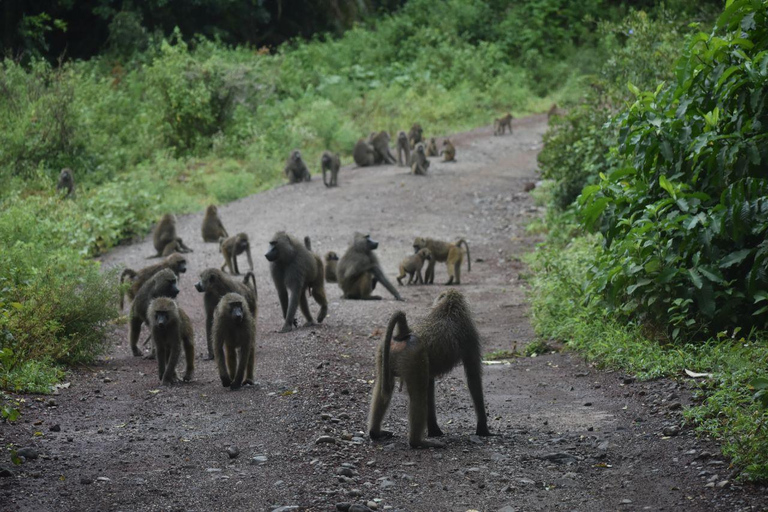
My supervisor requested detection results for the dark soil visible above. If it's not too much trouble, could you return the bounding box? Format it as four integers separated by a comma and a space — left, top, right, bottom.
2, 116, 766, 512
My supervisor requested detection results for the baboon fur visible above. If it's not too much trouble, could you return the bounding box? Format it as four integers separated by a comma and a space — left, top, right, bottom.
408, 123, 424, 149
370, 131, 397, 165
321, 151, 341, 187
413, 237, 471, 285
284, 149, 311, 183
353, 138, 376, 167
265, 232, 328, 333
219, 233, 254, 275
397, 248, 432, 285
425, 137, 439, 157
396, 131, 411, 167
440, 139, 456, 162
57, 168, 75, 198
212, 292, 257, 390
325, 251, 339, 283
150, 214, 193, 258
195, 268, 258, 360
147, 297, 195, 385
337, 233, 403, 301
120, 253, 187, 310
368, 290, 490, 448
494, 113, 513, 135
128, 269, 180, 357
410, 143, 430, 176
201, 205, 229, 242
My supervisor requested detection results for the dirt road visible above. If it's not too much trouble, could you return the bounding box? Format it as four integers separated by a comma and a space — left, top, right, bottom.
2, 116, 765, 512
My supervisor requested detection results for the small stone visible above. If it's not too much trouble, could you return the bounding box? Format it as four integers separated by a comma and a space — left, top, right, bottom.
103, 377, 112, 383
584, 402, 593, 407
662, 426, 680, 437
271, 507, 299, 512
517, 478, 535, 485
704, 482, 715, 488
622, 377, 635, 385
668, 402, 683, 411
366, 501, 378, 510
205, 468, 222, 473
96, 477, 111, 482
251, 455, 268, 465
716, 480, 730, 488
379, 478, 395, 490
347, 488, 363, 497
49, 424, 61, 432
321, 413, 332, 420
46, 399, 57, 407
469, 435, 483, 445
540, 452, 577, 464
316, 435, 336, 445
17, 447, 39, 460
498, 507, 517, 512
587, 427, 594, 432
620, 499, 632, 505
337, 467, 356, 477
226, 446, 240, 459
80, 477, 93, 485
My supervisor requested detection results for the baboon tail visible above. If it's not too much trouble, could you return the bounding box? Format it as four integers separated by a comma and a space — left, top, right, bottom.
243, 272, 258, 302
383, 311, 409, 390
119, 269, 137, 309
457, 239, 471, 272
304, 236, 312, 251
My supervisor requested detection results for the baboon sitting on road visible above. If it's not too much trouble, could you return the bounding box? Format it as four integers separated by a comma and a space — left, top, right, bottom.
337, 233, 403, 301
284, 150, 311, 183
441, 139, 456, 162
425, 137, 439, 157
353, 138, 376, 167
410, 143, 430, 176
150, 214, 193, 258
212, 292, 257, 390
201, 205, 228, 242
408, 123, 424, 149
147, 297, 195, 385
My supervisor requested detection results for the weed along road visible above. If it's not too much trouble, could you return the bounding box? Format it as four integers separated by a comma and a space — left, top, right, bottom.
3, 116, 765, 511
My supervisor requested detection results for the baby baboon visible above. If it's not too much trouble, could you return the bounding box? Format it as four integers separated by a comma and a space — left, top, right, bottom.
324, 251, 339, 283
413, 237, 470, 285
410, 143, 430, 176
212, 292, 257, 390
147, 297, 195, 385
56, 168, 75, 198
195, 268, 258, 360
368, 289, 490, 448
337, 233, 403, 301
284, 149, 311, 183
425, 137, 439, 157
396, 131, 411, 168
408, 123, 424, 149
219, 233, 254, 275
494, 113, 513, 135
120, 253, 187, 310
397, 248, 432, 285
128, 269, 180, 357
264, 231, 328, 333
353, 138, 376, 167
201, 205, 228, 242
440, 139, 456, 162
370, 131, 397, 165
321, 151, 341, 187
150, 214, 193, 258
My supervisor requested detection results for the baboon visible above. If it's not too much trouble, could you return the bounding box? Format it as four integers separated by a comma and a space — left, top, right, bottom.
56, 168, 75, 198
370, 131, 397, 165
396, 131, 411, 167
353, 138, 376, 167
120, 253, 187, 310
150, 214, 193, 258
410, 143, 430, 176
494, 113, 513, 135
413, 237, 470, 285
147, 297, 195, 385
195, 268, 258, 360
440, 139, 456, 162
212, 292, 257, 390
128, 269, 180, 357
547, 103, 564, 121
397, 248, 432, 285
325, 251, 339, 283
425, 137, 439, 157
408, 123, 424, 149
321, 151, 341, 187
368, 290, 490, 448
337, 233, 403, 301
265, 231, 328, 333
284, 149, 311, 183
201, 205, 228, 242
220, 233, 254, 275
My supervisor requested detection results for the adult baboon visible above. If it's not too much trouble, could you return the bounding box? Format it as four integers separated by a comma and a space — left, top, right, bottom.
410, 143, 430, 176
120, 253, 187, 310
397, 248, 432, 285
57, 168, 75, 198
212, 292, 257, 390
440, 139, 456, 162
396, 131, 411, 168
321, 151, 341, 187
425, 137, 439, 157
368, 290, 490, 448
413, 237, 470, 285
147, 297, 195, 385
195, 268, 258, 360
408, 123, 423, 149
150, 214, 193, 258
201, 205, 228, 242
337, 233, 403, 301
494, 113, 513, 135
128, 269, 180, 357
324, 251, 339, 283
264, 231, 328, 333
284, 149, 311, 183
370, 131, 397, 165
219, 233, 253, 275
353, 138, 376, 167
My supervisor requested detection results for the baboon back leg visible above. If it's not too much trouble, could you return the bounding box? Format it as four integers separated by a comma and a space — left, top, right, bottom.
245, 340, 255, 385
205, 311, 215, 360
415, 269, 423, 284
453, 261, 461, 285
299, 290, 314, 325
368, 377, 394, 440
427, 377, 443, 437
311, 286, 328, 324
129, 317, 144, 357
407, 272, 414, 285
182, 335, 195, 382
407, 371, 443, 448
280, 287, 301, 332
425, 260, 436, 284
233, 256, 239, 275
464, 358, 490, 436
226, 344, 237, 380
215, 339, 231, 388
156, 344, 167, 382
231, 344, 249, 390
163, 343, 181, 385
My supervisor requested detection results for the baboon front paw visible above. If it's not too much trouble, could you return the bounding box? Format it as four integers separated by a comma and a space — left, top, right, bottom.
278, 325, 294, 333
183, 373, 193, 382
220, 378, 232, 388
131, 347, 143, 357
229, 382, 242, 391
414, 439, 445, 449
476, 426, 493, 437
244, 379, 256, 386
369, 429, 393, 441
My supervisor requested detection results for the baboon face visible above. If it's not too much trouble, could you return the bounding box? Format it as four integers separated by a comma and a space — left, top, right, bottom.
206, 205, 218, 215
353, 233, 378, 253
442, 140, 450, 146
326, 251, 339, 261
413, 237, 426, 253
155, 269, 180, 298
290, 150, 302, 163
430, 137, 436, 144
228, 300, 245, 323
167, 254, 187, 274
415, 144, 425, 156
60, 168, 72, 183
264, 232, 292, 262
398, 131, 408, 144
321, 154, 331, 166
236, 235, 249, 252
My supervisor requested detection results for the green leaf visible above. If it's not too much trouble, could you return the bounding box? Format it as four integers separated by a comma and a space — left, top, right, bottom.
688, 269, 703, 289
719, 249, 752, 268
659, 175, 676, 198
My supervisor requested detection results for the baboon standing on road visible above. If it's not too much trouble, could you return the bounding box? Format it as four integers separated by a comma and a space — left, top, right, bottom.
413, 237, 470, 285
147, 297, 195, 385
396, 131, 411, 167
494, 113, 513, 135
128, 269, 180, 357
397, 248, 432, 285
219, 233, 254, 275
120, 253, 187, 310
212, 292, 257, 390
321, 151, 341, 187
337, 233, 403, 301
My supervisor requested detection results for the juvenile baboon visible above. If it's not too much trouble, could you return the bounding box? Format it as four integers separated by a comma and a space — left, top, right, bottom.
147, 297, 195, 385
128, 269, 180, 357
413, 237, 470, 285
321, 151, 341, 187
264, 231, 328, 333
396, 131, 411, 167
284, 149, 311, 183
370, 131, 397, 165
408, 123, 424, 149
120, 253, 187, 310
353, 138, 376, 167
201, 205, 228, 242
212, 292, 257, 390
494, 113, 513, 135
425, 137, 439, 157
195, 268, 258, 360
410, 143, 430, 176
150, 214, 193, 258
368, 290, 490, 448
219, 233, 254, 275
56, 168, 75, 198
337, 233, 403, 301
440, 139, 456, 162
397, 248, 432, 285
325, 251, 339, 283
